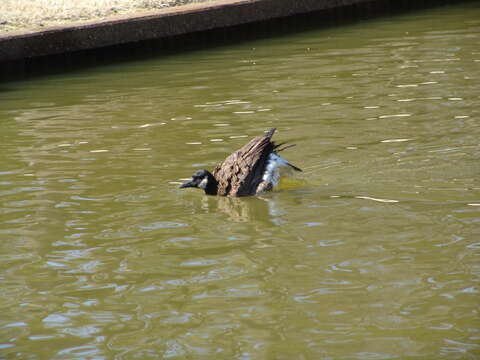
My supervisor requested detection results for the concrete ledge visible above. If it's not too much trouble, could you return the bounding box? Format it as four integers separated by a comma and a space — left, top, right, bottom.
0, 0, 377, 63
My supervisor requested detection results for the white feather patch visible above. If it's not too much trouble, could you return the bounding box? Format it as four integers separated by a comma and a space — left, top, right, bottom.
262, 153, 290, 187
198, 177, 208, 189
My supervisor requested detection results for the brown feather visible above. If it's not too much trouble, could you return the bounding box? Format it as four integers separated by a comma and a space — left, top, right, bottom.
213, 128, 276, 196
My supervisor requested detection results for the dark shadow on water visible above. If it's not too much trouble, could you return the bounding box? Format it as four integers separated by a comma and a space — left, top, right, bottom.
0, 0, 475, 83
0, 85, 17, 93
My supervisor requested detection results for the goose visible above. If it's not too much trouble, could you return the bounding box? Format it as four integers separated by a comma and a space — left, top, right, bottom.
180, 128, 301, 196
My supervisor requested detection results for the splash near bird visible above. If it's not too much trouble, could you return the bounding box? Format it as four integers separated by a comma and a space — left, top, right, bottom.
180, 128, 301, 196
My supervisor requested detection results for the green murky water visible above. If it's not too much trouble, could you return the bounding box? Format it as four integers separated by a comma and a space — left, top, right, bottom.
1, 3, 479, 359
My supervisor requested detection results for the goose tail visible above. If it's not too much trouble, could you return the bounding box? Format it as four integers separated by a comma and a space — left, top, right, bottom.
287, 162, 302, 172
273, 142, 301, 171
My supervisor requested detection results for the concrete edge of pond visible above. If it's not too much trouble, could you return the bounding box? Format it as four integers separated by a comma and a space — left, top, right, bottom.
0, 0, 468, 76
0, 0, 378, 63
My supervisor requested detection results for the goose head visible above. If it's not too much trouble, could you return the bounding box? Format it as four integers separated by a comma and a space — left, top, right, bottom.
179, 169, 218, 195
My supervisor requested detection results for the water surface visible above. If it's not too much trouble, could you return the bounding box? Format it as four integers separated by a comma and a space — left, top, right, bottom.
1, 3, 479, 359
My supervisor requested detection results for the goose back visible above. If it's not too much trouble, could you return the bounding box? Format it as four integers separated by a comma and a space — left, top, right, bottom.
213, 129, 275, 196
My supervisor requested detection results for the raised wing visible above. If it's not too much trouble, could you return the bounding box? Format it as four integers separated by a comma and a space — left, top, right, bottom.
213, 128, 276, 196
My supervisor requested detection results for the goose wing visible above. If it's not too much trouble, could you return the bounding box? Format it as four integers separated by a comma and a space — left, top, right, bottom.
213, 128, 276, 196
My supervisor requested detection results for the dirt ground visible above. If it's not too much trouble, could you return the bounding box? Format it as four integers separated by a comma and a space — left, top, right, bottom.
0, 0, 214, 34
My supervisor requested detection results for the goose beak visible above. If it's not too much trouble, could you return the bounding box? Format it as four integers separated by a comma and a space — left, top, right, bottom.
179, 180, 195, 189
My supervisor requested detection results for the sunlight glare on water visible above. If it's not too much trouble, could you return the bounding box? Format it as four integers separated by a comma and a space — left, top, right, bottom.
0, 2, 479, 359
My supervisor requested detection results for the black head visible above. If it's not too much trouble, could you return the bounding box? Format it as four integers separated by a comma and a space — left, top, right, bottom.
179, 170, 218, 195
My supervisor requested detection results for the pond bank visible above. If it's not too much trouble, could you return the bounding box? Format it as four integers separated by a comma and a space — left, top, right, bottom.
0, 0, 214, 34
0, 0, 470, 76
